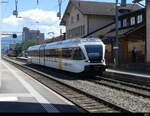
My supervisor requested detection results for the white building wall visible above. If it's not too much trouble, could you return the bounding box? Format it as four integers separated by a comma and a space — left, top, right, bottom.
66, 5, 87, 39
88, 15, 114, 34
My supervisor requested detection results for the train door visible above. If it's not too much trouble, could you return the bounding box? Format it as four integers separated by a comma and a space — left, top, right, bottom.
57, 48, 62, 70
39, 45, 46, 66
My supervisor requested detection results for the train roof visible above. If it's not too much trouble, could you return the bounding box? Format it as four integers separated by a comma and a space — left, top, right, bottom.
28, 38, 104, 50
28, 45, 41, 51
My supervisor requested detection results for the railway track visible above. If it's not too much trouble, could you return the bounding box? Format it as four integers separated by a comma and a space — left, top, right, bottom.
86, 76, 150, 99
3, 57, 129, 113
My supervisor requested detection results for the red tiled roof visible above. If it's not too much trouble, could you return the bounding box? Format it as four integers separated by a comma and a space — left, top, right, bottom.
39, 35, 64, 44
29, 30, 40, 33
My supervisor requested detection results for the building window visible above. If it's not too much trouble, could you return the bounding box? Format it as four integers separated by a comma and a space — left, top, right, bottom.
118, 21, 122, 28
137, 15, 143, 24
130, 17, 135, 26
77, 14, 79, 22
123, 19, 127, 27
66, 25, 85, 39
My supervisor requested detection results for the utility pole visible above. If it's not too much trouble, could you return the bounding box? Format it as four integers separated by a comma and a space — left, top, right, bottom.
13, 0, 18, 18
0, 0, 8, 60
0, 0, 2, 60
115, 0, 127, 66
115, 0, 120, 66
57, 0, 62, 20
37, 0, 39, 5
57, 0, 63, 38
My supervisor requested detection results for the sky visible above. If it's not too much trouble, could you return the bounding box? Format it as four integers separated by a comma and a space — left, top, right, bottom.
0, 0, 145, 38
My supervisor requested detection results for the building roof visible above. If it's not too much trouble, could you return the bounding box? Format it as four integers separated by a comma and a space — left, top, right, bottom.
133, 0, 143, 3
38, 35, 65, 44
71, 0, 141, 15
29, 30, 40, 33
60, 0, 142, 25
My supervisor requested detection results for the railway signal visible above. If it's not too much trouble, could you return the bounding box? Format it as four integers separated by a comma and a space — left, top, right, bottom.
12, 34, 17, 38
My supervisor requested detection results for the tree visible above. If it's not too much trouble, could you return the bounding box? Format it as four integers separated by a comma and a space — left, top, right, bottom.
15, 43, 23, 55
15, 39, 38, 55
22, 40, 38, 51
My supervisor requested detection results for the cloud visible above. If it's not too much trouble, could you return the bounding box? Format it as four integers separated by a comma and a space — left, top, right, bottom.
2, 8, 65, 38
2, 15, 21, 26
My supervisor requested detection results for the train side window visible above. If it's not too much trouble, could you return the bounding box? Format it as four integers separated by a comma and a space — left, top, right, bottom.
40, 49, 44, 58
33, 51, 35, 57
72, 47, 85, 60
45, 49, 48, 57
62, 48, 72, 59
49, 49, 57, 58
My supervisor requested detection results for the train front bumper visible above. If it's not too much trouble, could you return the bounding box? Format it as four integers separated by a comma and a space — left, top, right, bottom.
84, 65, 106, 72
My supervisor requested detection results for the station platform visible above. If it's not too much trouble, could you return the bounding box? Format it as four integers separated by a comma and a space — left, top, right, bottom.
106, 68, 150, 79
0, 59, 83, 113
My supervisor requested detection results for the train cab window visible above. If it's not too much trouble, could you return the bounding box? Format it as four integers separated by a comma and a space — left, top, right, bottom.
72, 47, 85, 60
85, 45, 103, 62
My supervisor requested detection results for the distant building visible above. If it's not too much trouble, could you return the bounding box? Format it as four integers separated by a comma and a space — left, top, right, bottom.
9, 43, 16, 50
60, 0, 141, 39
22, 27, 44, 42
1, 35, 22, 54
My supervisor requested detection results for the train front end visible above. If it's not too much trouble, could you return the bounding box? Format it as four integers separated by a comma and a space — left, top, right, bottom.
81, 38, 106, 74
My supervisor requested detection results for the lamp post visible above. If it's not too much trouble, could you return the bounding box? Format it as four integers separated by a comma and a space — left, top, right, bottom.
48, 32, 55, 38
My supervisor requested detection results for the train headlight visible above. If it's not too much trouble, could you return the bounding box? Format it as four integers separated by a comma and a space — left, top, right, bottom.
101, 59, 104, 62
85, 60, 91, 63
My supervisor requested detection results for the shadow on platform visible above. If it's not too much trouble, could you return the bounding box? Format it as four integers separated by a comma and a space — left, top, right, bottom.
0, 101, 82, 113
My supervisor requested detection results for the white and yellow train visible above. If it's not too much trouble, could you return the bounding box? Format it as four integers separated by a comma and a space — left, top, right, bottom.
27, 38, 106, 74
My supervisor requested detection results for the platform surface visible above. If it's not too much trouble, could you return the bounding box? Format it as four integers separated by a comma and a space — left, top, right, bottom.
107, 68, 150, 78
0, 59, 82, 113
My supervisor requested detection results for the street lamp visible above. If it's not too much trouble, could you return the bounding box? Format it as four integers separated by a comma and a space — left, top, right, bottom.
48, 32, 55, 38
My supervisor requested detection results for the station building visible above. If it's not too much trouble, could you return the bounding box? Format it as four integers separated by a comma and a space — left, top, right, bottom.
60, 0, 141, 39
60, 0, 143, 65
84, 8, 146, 64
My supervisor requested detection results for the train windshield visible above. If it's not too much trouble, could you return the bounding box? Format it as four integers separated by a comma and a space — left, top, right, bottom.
85, 45, 103, 62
